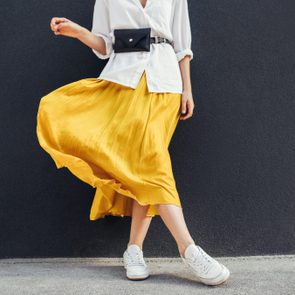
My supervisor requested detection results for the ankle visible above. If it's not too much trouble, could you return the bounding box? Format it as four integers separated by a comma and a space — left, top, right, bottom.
127, 242, 143, 250
178, 240, 196, 257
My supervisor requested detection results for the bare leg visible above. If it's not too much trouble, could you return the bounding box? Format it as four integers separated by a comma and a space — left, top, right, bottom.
155, 204, 195, 257
127, 199, 153, 251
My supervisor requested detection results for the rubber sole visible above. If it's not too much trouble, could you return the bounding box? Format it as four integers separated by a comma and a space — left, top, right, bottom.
126, 274, 150, 281
183, 261, 231, 286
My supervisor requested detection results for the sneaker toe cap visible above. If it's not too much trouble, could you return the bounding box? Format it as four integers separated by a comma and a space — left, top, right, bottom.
205, 261, 224, 278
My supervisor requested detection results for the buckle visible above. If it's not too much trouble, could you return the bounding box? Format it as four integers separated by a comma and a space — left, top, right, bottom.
154, 36, 159, 43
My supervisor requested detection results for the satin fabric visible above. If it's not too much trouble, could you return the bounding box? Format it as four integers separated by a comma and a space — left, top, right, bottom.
36, 71, 183, 220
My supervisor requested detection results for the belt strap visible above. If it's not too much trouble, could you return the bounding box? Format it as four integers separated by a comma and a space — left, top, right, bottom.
150, 36, 174, 47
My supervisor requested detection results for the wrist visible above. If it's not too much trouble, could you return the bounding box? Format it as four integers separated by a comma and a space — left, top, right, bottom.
75, 26, 87, 39
182, 88, 192, 94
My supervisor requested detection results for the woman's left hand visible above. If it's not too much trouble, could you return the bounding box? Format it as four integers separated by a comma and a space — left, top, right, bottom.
179, 90, 195, 120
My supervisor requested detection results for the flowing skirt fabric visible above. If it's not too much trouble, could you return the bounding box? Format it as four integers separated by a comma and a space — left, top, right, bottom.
36, 70, 183, 220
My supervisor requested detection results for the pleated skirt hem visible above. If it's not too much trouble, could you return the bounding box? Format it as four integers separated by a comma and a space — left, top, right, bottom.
36, 127, 182, 220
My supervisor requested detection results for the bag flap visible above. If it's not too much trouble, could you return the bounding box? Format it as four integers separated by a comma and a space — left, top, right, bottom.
114, 28, 150, 47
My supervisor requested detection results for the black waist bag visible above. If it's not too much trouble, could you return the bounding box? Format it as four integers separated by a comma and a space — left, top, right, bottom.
113, 28, 151, 53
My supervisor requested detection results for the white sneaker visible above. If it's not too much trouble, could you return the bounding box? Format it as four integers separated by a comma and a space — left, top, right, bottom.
123, 244, 150, 280
181, 243, 230, 286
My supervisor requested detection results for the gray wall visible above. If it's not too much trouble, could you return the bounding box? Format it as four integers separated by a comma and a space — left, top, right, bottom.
1, 0, 295, 258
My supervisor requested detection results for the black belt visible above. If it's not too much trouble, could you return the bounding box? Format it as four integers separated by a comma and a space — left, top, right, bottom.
150, 36, 174, 47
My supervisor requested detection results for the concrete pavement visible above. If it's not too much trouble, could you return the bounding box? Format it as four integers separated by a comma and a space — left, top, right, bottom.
0, 255, 294, 295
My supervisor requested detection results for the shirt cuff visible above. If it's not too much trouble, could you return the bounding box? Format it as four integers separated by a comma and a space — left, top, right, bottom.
175, 49, 194, 62
92, 33, 113, 60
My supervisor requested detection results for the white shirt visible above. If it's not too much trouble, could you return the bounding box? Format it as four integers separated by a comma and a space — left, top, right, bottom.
91, 0, 194, 93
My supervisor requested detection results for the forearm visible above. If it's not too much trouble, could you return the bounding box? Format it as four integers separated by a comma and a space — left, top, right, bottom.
179, 56, 192, 93
76, 26, 108, 56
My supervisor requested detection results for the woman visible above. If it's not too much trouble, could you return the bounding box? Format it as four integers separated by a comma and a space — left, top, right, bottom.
36, 0, 230, 286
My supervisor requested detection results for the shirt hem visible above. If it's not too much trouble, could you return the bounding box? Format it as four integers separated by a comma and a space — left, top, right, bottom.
96, 76, 137, 89
96, 76, 183, 94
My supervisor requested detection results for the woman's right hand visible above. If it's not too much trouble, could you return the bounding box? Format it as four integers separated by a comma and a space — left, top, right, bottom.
50, 17, 83, 38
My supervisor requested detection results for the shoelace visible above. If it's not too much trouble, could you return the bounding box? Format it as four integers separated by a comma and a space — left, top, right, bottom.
188, 247, 214, 274
126, 251, 146, 267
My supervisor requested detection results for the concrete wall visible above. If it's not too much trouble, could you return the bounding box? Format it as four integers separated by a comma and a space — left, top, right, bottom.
0, 0, 295, 258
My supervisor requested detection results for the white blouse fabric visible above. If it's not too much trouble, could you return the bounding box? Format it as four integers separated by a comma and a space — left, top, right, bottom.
91, 0, 194, 93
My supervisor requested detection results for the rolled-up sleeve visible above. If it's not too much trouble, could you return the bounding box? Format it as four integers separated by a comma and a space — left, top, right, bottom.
171, 0, 194, 62
91, 0, 113, 59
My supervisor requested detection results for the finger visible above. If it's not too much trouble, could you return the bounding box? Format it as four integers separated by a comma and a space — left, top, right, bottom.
51, 17, 68, 27
180, 102, 193, 120
60, 17, 70, 22
180, 110, 193, 120
55, 17, 69, 22
181, 100, 187, 115
51, 17, 61, 26
55, 17, 70, 25
51, 19, 60, 31
50, 22, 57, 31
50, 19, 55, 30
56, 23, 67, 31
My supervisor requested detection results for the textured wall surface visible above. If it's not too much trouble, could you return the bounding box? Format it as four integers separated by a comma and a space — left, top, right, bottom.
0, 0, 295, 258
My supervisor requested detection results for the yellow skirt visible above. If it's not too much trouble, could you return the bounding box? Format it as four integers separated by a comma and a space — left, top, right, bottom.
36, 70, 183, 220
